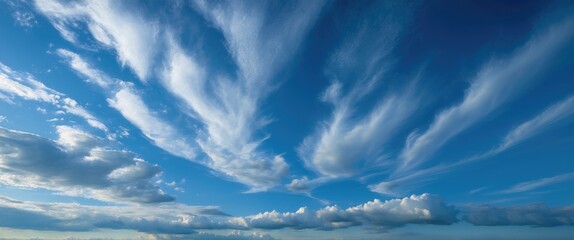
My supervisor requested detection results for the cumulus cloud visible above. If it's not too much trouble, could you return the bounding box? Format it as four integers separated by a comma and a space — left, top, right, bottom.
295, 2, 416, 188
397, 18, 574, 174
0, 193, 457, 234
35, 0, 159, 80
0, 62, 107, 132
464, 204, 574, 227
244, 193, 457, 230
0, 126, 173, 203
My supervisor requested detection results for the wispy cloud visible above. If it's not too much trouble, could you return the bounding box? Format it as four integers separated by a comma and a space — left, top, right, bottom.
293, 2, 416, 190
495, 172, 574, 194
0, 62, 107, 132
372, 93, 574, 196
157, 0, 326, 191
56, 49, 196, 161
397, 18, 574, 175
494, 95, 574, 154
0, 126, 172, 203
35, 0, 159, 80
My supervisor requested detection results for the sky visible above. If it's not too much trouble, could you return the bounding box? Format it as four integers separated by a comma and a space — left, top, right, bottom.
0, 0, 574, 239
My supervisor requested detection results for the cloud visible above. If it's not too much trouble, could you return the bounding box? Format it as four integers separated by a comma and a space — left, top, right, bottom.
56, 49, 196, 161
464, 204, 574, 227
0, 196, 243, 234
0, 193, 456, 234
372, 93, 574, 196
496, 95, 574, 153
153, 231, 277, 240
244, 193, 457, 230
158, 1, 325, 191
372, 91, 574, 196
35, 0, 159, 80
0, 62, 107, 132
0, 126, 173, 203
397, 18, 574, 174
495, 172, 574, 194
295, 1, 416, 186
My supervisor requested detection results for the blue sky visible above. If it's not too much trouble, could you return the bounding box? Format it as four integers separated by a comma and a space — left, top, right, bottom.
0, 0, 574, 239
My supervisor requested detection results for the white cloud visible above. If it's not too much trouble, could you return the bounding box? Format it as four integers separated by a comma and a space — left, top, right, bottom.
397, 17, 574, 174
0, 193, 456, 234
464, 204, 574, 227
371, 94, 574, 196
497, 95, 574, 152
295, 2, 415, 186
56, 49, 196, 161
495, 172, 574, 194
157, 1, 325, 191
0, 126, 173, 203
107, 88, 196, 160
0, 62, 107, 132
35, 0, 159, 80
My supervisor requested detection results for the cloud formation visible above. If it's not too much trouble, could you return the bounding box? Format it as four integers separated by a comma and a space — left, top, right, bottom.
495, 172, 574, 194
0, 62, 107, 132
397, 18, 574, 174
294, 1, 416, 190
0, 126, 173, 203
56, 49, 197, 161
158, 0, 326, 191
0, 193, 457, 234
35, 0, 159, 80
464, 204, 574, 227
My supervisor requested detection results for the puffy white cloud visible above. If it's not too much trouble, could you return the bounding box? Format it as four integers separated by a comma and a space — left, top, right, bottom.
464, 204, 574, 227
0, 126, 173, 203
0, 62, 107, 132
35, 0, 159, 80
397, 18, 574, 174
244, 193, 457, 230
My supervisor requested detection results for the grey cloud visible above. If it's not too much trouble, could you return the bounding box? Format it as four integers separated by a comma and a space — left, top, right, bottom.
0, 126, 173, 203
464, 204, 574, 227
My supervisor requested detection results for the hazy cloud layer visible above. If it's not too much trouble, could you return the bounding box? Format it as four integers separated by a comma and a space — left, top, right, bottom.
464, 204, 574, 227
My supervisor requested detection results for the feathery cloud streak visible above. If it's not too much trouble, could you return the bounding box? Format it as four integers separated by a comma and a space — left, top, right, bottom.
397, 17, 574, 174
35, 0, 158, 80
371, 94, 574, 195
294, 2, 416, 189
159, 1, 326, 191
0, 63, 107, 132
495, 172, 574, 194
56, 49, 197, 161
